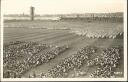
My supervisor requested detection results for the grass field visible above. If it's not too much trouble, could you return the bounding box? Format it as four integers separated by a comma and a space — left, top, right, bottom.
3, 20, 124, 78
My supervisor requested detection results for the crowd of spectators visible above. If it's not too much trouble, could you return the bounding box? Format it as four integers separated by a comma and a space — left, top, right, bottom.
3, 41, 122, 78
42, 46, 97, 78
88, 47, 121, 78
3, 41, 68, 78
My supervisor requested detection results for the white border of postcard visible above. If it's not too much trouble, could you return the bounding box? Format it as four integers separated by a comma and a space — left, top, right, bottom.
1, 0, 127, 81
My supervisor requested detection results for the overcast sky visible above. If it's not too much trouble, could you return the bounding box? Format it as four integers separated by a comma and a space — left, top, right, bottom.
2, 0, 124, 15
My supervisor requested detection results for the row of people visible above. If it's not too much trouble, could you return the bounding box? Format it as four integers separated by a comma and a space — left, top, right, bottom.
71, 30, 123, 39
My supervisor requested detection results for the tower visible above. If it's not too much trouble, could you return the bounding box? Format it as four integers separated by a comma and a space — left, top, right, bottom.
30, 6, 35, 21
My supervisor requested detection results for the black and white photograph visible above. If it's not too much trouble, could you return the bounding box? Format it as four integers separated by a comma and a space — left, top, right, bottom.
0, 0, 127, 81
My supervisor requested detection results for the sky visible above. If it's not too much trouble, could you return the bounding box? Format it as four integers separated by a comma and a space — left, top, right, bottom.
2, 0, 125, 15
